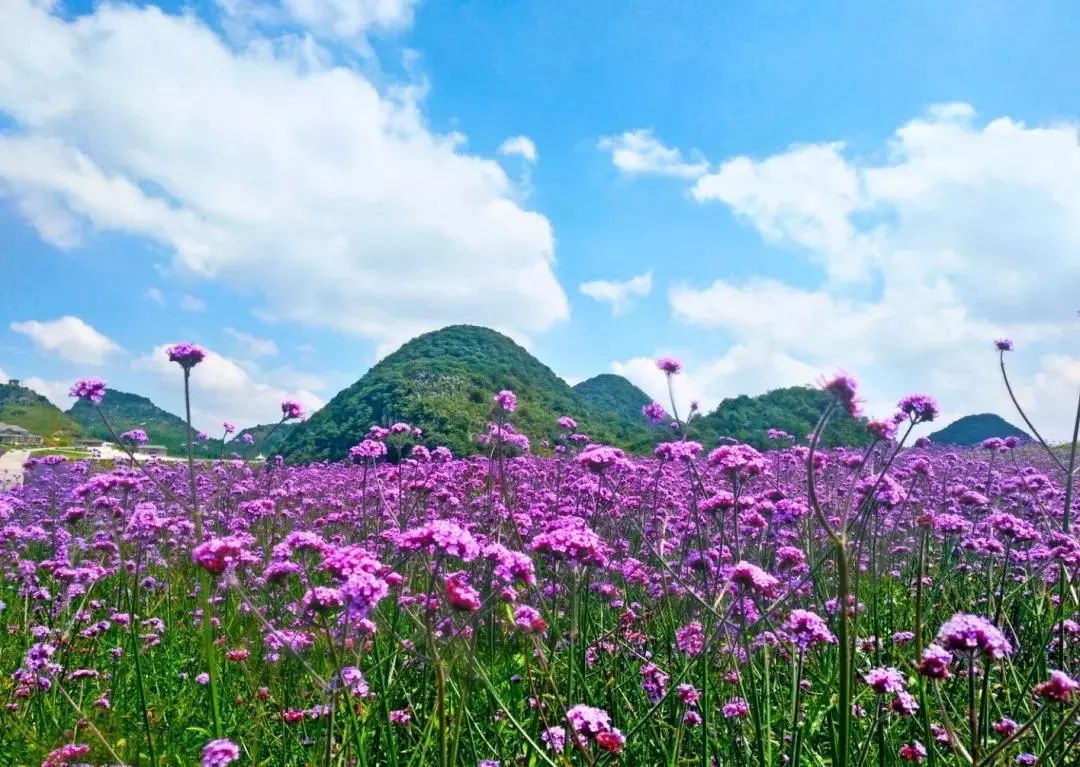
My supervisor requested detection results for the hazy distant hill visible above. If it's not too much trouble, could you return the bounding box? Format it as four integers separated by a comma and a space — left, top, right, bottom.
0, 381, 82, 437
929, 413, 1030, 446
68, 388, 220, 454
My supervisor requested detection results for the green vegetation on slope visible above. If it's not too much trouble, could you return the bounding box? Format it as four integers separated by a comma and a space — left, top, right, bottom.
929, 413, 1030, 446
68, 388, 220, 454
229, 422, 297, 456
573, 374, 655, 422
280, 325, 657, 462
0, 382, 82, 437
691, 386, 872, 450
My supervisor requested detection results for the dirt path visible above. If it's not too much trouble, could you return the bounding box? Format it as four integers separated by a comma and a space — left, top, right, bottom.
0, 449, 28, 490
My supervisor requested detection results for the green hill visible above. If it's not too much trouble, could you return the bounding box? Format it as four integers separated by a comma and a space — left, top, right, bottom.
929, 413, 1030, 446
573, 374, 655, 422
229, 422, 297, 456
68, 388, 219, 454
279, 325, 656, 462
691, 386, 872, 450
0, 381, 82, 437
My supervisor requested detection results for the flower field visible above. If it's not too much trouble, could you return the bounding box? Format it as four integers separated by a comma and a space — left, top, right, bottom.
3, 346, 1080, 766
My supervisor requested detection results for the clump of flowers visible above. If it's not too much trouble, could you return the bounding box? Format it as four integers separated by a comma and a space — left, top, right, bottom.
69, 377, 107, 405
166, 342, 207, 369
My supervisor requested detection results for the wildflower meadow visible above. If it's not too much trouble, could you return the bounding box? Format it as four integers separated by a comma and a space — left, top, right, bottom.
3, 339, 1080, 767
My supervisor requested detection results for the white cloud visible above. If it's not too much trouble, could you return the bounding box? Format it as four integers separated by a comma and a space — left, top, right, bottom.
225, 327, 279, 357
180, 294, 206, 312
133, 344, 323, 430
10, 316, 121, 365
598, 129, 708, 179
24, 377, 71, 409
498, 136, 537, 163
579, 270, 653, 316
691, 143, 874, 282
281, 0, 418, 41
0, 0, 569, 351
143, 287, 165, 305
612, 105, 1080, 438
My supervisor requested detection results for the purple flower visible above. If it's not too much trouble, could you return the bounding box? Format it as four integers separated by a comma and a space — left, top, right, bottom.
995, 338, 1014, 351
896, 393, 940, 424
541, 726, 566, 752
656, 357, 682, 375
567, 704, 612, 735
1034, 670, 1079, 703
642, 402, 667, 425
69, 377, 107, 405
722, 697, 750, 719
822, 373, 860, 416
166, 342, 207, 370
864, 667, 906, 694
784, 609, 836, 651
936, 614, 1012, 660
350, 440, 387, 462
241, 433, 255, 445
676, 621, 704, 656
281, 400, 305, 420
223, 422, 235, 434
120, 429, 149, 445
201, 738, 240, 767
727, 561, 781, 598
494, 390, 517, 412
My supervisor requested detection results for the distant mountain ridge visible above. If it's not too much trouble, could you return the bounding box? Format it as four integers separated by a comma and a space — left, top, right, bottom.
68, 388, 222, 455
929, 413, 1031, 446
693, 386, 872, 450
0, 381, 82, 437
573, 374, 655, 422
231, 422, 297, 455
279, 325, 660, 462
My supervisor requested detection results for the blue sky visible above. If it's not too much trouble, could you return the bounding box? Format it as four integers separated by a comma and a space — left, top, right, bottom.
1, 0, 1079, 435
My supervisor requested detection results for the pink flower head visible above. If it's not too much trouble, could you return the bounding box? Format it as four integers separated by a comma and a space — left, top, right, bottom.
896, 393, 939, 424
638, 401, 664, 425
864, 667, 906, 694
917, 644, 952, 680
120, 429, 148, 445
727, 561, 781, 598
722, 697, 750, 718
166, 342, 207, 370
281, 400, 305, 420
1034, 670, 1080, 703
822, 373, 860, 416
656, 357, 682, 375
201, 738, 240, 767
899, 741, 927, 763
494, 390, 517, 412
69, 378, 107, 405
223, 422, 235, 434
936, 614, 1012, 660
785, 609, 836, 650
567, 704, 613, 735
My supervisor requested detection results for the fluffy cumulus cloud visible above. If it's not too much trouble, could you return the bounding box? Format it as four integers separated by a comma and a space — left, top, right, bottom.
579, 270, 653, 316
598, 129, 708, 178
133, 344, 323, 431
612, 105, 1080, 437
0, 0, 568, 352
10, 316, 121, 365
